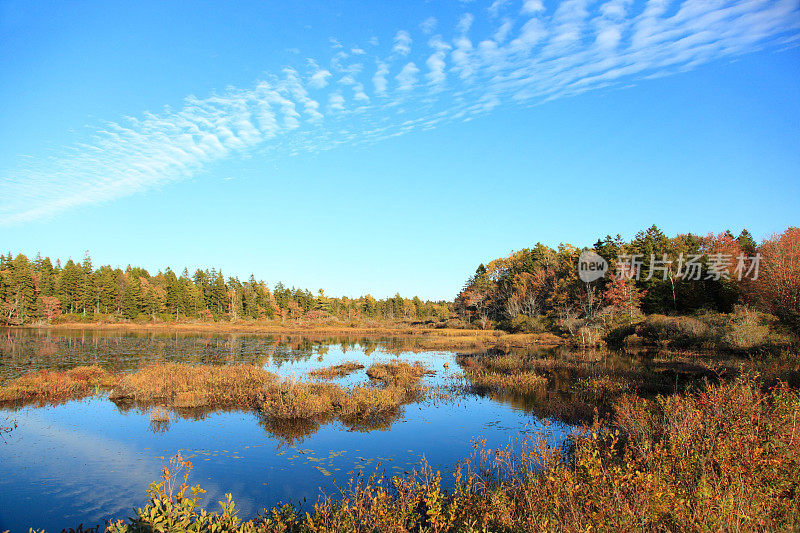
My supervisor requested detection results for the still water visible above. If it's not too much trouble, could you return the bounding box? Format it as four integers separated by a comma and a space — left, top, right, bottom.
0, 328, 575, 532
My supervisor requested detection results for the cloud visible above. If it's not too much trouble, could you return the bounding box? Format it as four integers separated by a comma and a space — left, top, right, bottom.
420, 16, 437, 34
521, 0, 545, 15
372, 61, 390, 94
2, 0, 799, 224
488, 0, 510, 18
308, 68, 332, 89
457, 13, 474, 34
396, 62, 420, 91
392, 30, 412, 56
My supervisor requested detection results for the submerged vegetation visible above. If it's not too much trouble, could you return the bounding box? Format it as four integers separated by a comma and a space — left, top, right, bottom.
48, 375, 796, 532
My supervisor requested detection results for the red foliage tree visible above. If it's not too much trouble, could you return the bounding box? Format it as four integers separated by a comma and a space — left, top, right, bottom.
40, 296, 62, 323
603, 270, 643, 317
749, 227, 800, 324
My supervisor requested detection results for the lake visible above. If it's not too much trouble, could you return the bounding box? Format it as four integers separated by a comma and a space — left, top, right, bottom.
0, 328, 577, 532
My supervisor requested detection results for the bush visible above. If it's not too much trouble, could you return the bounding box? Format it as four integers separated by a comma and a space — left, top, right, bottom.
718, 309, 772, 351
506, 315, 549, 333
637, 315, 710, 347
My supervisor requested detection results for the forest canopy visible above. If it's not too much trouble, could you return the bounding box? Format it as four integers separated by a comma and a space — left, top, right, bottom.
0, 253, 450, 325
455, 225, 799, 330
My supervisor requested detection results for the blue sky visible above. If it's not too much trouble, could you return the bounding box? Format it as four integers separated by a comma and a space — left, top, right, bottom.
1, 0, 799, 300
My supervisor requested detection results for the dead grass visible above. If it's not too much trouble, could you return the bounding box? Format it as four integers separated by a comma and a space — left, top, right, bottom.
0, 360, 432, 429
257, 380, 343, 419
337, 385, 402, 421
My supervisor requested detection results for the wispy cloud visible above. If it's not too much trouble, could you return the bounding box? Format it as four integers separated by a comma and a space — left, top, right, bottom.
2, 0, 799, 224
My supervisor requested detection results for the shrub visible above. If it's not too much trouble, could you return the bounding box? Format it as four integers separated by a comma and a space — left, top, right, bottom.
506, 315, 549, 334
718, 309, 772, 351
637, 314, 710, 347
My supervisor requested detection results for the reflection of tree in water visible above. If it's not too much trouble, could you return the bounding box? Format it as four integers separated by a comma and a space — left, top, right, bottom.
255, 413, 330, 447
456, 345, 754, 426
3, 329, 404, 380
149, 406, 171, 433
339, 407, 404, 433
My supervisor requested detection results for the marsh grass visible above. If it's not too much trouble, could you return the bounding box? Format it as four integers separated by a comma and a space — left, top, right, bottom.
308, 361, 364, 379
0, 359, 434, 432
108, 363, 278, 408
0, 365, 118, 405
366, 360, 432, 387
471, 371, 548, 394
257, 380, 342, 419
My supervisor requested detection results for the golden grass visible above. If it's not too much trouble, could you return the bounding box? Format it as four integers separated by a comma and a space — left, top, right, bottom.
308, 361, 364, 379
471, 371, 548, 394
1, 360, 432, 428
257, 380, 342, 419
366, 360, 431, 387
0, 365, 118, 405
337, 385, 403, 421
109, 363, 278, 409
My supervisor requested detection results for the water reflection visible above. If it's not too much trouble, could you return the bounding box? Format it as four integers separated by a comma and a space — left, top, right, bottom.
1, 327, 773, 533
0, 328, 575, 532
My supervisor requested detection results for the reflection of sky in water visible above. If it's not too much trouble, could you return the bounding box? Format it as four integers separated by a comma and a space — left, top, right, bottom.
0, 329, 575, 532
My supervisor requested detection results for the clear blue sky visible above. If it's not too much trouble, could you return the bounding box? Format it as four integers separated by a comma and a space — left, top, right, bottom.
1, 0, 798, 300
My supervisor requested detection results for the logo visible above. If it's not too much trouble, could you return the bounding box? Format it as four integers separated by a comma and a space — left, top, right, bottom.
578, 251, 608, 283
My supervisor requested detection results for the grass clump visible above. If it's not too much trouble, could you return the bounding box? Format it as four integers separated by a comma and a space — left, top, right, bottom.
573, 374, 630, 402
459, 353, 548, 396
471, 371, 547, 394
109, 363, 278, 409
308, 361, 364, 379
366, 360, 431, 387
0, 365, 118, 405
257, 380, 342, 419
337, 385, 402, 421
628, 307, 794, 353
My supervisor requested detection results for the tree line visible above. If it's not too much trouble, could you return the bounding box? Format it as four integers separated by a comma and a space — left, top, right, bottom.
0, 253, 450, 325
455, 225, 799, 329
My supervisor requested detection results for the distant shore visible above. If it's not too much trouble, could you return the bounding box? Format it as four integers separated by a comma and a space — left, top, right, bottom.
6, 321, 566, 351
